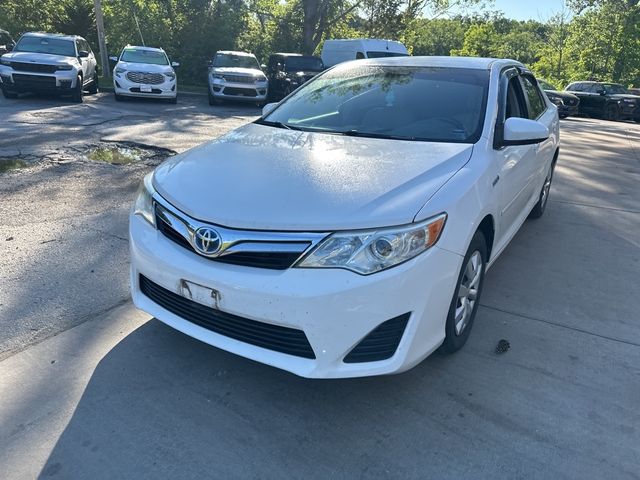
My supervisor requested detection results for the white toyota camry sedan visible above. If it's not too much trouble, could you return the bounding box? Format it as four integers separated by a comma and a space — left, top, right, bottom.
129, 56, 559, 378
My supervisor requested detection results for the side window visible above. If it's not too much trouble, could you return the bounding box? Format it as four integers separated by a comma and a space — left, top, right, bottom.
521, 75, 546, 119
83, 40, 92, 54
505, 76, 527, 120
355, 52, 365, 59
75, 39, 82, 55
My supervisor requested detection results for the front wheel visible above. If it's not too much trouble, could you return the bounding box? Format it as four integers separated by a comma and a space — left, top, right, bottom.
529, 162, 555, 219
1, 87, 18, 99
88, 72, 99, 94
440, 231, 487, 354
71, 75, 83, 103
604, 103, 619, 121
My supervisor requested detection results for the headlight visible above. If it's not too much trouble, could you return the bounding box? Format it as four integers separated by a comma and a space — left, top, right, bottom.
57, 65, 73, 71
0, 59, 12, 67
133, 173, 156, 227
255, 75, 267, 83
549, 96, 563, 106
115, 67, 126, 77
165, 71, 176, 80
297, 214, 447, 275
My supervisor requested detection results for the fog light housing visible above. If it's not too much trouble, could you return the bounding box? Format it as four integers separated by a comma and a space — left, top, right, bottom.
59, 80, 72, 89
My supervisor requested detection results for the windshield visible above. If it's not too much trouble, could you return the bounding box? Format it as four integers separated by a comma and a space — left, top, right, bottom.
600, 83, 627, 94
284, 57, 324, 72
213, 53, 260, 69
120, 49, 168, 65
539, 80, 557, 91
261, 64, 489, 143
14, 36, 75, 57
366, 51, 409, 59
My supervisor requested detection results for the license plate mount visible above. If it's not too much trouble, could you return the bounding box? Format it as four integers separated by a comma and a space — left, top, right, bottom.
140, 85, 152, 93
179, 279, 220, 309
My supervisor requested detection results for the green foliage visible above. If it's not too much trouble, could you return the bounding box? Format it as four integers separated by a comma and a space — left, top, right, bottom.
1, 0, 639, 87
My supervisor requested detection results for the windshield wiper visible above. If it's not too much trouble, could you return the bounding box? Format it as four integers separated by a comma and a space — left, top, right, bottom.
254, 119, 305, 131
340, 130, 417, 141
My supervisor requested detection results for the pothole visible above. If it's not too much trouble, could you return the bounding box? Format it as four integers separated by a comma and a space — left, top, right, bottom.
85, 143, 173, 165
0, 158, 30, 173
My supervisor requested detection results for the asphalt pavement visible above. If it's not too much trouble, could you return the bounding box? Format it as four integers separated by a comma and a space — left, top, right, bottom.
0, 92, 639, 479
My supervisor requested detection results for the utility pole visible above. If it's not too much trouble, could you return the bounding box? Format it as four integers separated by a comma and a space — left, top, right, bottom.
94, 0, 110, 78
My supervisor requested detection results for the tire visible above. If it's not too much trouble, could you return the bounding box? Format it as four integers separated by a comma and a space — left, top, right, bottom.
168, 95, 177, 104
529, 161, 555, 219
559, 114, 568, 119
440, 231, 487, 354
208, 91, 215, 106
88, 72, 99, 94
604, 103, 619, 121
1, 87, 18, 99
71, 75, 83, 103
114, 93, 124, 101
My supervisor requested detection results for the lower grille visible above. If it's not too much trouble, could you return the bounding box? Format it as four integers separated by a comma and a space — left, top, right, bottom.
343, 313, 410, 363
155, 213, 307, 270
126, 71, 165, 85
12, 74, 56, 89
139, 275, 316, 359
222, 86, 257, 97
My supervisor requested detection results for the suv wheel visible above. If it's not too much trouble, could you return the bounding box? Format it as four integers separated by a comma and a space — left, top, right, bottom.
529, 161, 555, 219
604, 103, 619, 121
71, 75, 83, 103
88, 72, 99, 94
208, 91, 216, 106
1, 87, 18, 99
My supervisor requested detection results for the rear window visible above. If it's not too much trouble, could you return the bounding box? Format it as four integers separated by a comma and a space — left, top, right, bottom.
366, 51, 409, 58
15, 36, 75, 57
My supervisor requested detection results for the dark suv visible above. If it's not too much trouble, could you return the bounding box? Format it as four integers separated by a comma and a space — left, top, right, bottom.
266, 53, 324, 102
0, 29, 15, 56
539, 80, 579, 118
565, 81, 640, 121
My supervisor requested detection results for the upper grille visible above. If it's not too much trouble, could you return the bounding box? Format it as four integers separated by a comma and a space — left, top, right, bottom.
564, 98, 579, 106
223, 74, 255, 84
155, 210, 311, 270
9, 62, 59, 74
126, 71, 165, 85
343, 313, 410, 363
139, 275, 316, 359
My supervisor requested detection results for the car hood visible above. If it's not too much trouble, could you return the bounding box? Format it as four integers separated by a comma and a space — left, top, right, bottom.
2, 51, 76, 66
547, 90, 579, 100
116, 61, 174, 73
211, 67, 263, 76
153, 123, 473, 231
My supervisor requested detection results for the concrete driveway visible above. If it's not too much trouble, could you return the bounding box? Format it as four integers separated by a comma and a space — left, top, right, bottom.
1, 93, 639, 479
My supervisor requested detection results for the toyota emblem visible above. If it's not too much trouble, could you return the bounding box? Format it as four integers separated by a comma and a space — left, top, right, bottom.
193, 227, 222, 256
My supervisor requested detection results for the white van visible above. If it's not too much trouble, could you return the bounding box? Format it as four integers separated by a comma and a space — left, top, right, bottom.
321, 39, 409, 68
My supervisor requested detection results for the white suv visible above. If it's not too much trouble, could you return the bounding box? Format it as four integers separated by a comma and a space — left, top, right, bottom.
111, 46, 178, 103
208, 51, 268, 106
0, 32, 98, 102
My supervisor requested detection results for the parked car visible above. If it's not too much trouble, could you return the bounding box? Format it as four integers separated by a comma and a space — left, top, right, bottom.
266, 53, 324, 102
0, 29, 15, 56
0, 32, 98, 102
565, 81, 640, 121
110, 46, 178, 103
129, 56, 559, 378
321, 39, 409, 67
539, 79, 579, 118
207, 50, 268, 106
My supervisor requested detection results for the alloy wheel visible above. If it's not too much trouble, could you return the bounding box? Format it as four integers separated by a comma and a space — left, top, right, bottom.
455, 251, 483, 336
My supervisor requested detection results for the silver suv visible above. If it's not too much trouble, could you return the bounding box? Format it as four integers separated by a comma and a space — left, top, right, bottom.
208, 51, 268, 106
0, 32, 98, 103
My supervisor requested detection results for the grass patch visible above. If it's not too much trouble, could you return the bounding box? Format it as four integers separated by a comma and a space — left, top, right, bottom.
0, 158, 29, 173
87, 145, 144, 165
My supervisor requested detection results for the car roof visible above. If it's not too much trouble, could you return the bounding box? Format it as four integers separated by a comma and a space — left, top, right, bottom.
123, 45, 165, 53
216, 50, 255, 57
272, 53, 320, 58
22, 32, 82, 41
344, 56, 523, 70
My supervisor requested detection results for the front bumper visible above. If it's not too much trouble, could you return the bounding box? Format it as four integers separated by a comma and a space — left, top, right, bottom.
0, 68, 78, 93
114, 74, 177, 99
209, 79, 268, 102
130, 214, 462, 378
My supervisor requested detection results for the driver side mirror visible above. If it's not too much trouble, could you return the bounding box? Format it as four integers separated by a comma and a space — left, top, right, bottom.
5, 43, 14, 52
500, 117, 549, 147
109, 55, 118, 63
597, 89, 607, 96
171, 61, 180, 68
260, 64, 267, 70
78, 50, 90, 58
262, 102, 278, 116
